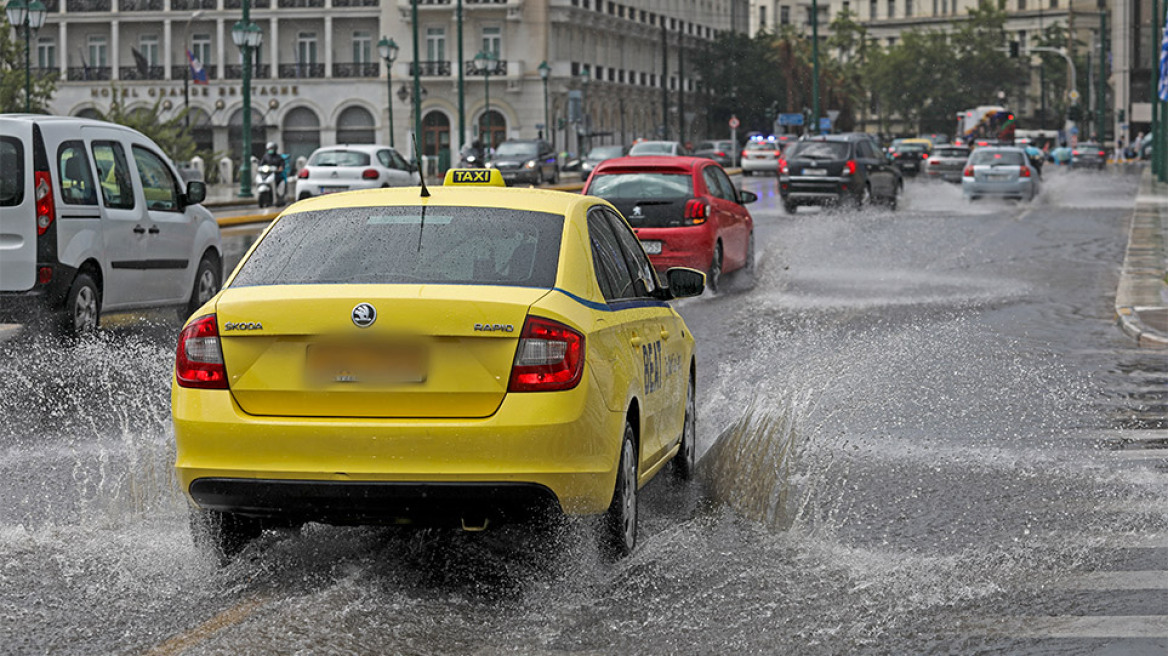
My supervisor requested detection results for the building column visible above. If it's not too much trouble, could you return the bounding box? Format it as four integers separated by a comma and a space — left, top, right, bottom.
324, 15, 332, 78
111, 19, 119, 80
270, 17, 279, 80
216, 18, 225, 80
164, 19, 172, 80
58, 21, 67, 76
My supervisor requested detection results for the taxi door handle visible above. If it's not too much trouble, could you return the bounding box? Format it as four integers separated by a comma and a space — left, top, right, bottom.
630, 336, 643, 348
660, 329, 670, 341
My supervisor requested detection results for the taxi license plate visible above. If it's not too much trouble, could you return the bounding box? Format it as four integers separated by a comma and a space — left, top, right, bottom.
306, 342, 427, 384
641, 240, 663, 255
319, 186, 348, 195
803, 168, 827, 176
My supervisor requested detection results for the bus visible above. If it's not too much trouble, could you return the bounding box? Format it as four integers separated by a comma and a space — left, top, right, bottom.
955, 106, 1015, 145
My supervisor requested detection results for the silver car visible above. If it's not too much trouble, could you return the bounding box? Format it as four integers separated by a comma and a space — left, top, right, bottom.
962, 147, 1039, 201
295, 145, 420, 200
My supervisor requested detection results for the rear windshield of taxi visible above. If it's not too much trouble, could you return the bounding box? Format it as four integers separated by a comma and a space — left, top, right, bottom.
969, 150, 1026, 166
231, 206, 563, 288
309, 150, 371, 167
588, 172, 693, 200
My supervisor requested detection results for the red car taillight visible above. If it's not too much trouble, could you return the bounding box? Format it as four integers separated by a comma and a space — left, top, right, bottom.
508, 316, 584, 392
1072, 150, 1080, 157
1019, 166, 1031, 178
362, 168, 380, 179
34, 171, 55, 236
844, 160, 857, 176
778, 157, 789, 175
684, 198, 709, 224
716, 151, 726, 157
297, 168, 310, 179
963, 165, 974, 177
175, 315, 229, 389
1098, 150, 1106, 157
741, 150, 748, 159
922, 153, 929, 159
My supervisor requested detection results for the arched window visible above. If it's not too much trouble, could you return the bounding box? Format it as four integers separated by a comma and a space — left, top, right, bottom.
478, 109, 506, 150
422, 110, 451, 171
283, 106, 321, 171
228, 106, 267, 164
336, 105, 375, 144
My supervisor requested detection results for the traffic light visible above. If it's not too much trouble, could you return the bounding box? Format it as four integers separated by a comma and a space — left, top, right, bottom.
1067, 104, 1083, 122
1119, 108, 1126, 123
1009, 41, 1020, 58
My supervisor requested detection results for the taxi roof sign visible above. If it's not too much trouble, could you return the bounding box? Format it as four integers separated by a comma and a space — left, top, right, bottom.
444, 168, 505, 187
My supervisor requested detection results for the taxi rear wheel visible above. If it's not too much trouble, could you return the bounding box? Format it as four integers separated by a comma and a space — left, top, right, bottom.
600, 423, 639, 560
672, 374, 697, 481
189, 506, 264, 565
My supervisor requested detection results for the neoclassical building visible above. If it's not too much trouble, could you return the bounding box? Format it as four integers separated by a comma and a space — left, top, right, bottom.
29, 0, 749, 175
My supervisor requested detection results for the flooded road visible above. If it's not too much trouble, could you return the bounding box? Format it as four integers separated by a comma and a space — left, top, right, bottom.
3, 168, 1166, 654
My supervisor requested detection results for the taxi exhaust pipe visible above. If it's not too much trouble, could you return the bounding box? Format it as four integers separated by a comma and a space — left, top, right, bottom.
460, 516, 490, 532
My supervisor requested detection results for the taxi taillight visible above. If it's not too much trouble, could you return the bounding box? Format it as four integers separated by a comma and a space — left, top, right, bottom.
508, 316, 584, 392
176, 315, 229, 389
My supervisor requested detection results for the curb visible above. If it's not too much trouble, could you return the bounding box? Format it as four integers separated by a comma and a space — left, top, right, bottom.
216, 212, 280, 228
1115, 165, 1168, 348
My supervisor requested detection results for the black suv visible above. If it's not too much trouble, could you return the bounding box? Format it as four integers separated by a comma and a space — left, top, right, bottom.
779, 134, 902, 213
489, 139, 559, 185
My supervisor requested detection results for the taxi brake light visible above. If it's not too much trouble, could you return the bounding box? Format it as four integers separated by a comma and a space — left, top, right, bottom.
361, 168, 380, 180
508, 316, 584, 392
297, 168, 310, 179
175, 315, 229, 389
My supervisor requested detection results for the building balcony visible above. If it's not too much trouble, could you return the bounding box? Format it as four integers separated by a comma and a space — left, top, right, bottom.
333, 62, 379, 78
117, 0, 162, 9
171, 0, 218, 8
119, 65, 166, 80
277, 0, 324, 6
171, 63, 218, 79
465, 59, 506, 76
277, 63, 325, 78
66, 0, 110, 10
67, 66, 111, 81
224, 0, 269, 8
409, 60, 451, 77
41, 0, 59, 11
224, 63, 271, 78
332, 0, 378, 5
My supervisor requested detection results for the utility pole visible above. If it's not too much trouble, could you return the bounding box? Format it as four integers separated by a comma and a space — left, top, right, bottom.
1097, 5, 1107, 144
1153, 0, 1161, 179
661, 23, 669, 140
811, 0, 821, 134
457, 0, 465, 149
411, 0, 423, 168
678, 39, 685, 145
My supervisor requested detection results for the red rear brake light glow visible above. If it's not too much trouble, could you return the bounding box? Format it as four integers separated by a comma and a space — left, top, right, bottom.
34, 171, 54, 236
1020, 166, 1031, 178
176, 315, 228, 389
922, 153, 929, 159
1072, 150, 1080, 156
963, 165, 974, 177
684, 198, 709, 224
297, 168, 310, 179
1098, 150, 1106, 157
778, 157, 789, 175
508, 316, 584, 392
362, 168, 380, 180
844, 160, 857, 176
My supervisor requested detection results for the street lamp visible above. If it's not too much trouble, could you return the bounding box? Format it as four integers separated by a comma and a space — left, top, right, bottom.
231, 10, 263, 197
538, 60, 550, 145
474, 49, 497, 150
579, 65, 590, 155
378, 36, 399, 148
5, 0, 47, 113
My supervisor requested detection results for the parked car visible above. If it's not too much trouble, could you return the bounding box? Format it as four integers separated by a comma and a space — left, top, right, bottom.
296, 145, 420, 200
584, 156, 756, 292
962, 146, 1040, 201
693, 140, 737, 168
0, 114, 222, 337
627, 140, 691, 157
1071, 142, 1108, 170
579, 144, 627, 179
488, 139, 559, 185
924, 145, 971, 183
740, 139, 782, 176
779, 134, 903, 213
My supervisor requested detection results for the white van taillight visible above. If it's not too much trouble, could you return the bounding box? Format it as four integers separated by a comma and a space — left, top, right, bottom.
34, 171, 54, 235
176, 315, 228, 389
508, 316, 584, 392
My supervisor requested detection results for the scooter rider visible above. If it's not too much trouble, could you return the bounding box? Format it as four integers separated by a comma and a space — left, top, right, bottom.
260, 142, 286, 181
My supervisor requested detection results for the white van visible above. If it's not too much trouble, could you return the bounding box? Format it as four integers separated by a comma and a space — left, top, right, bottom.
0, 115, 222, 336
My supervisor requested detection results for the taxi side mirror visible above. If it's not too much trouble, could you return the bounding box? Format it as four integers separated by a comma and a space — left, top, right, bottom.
665, 267, 705, 299
738, 190, 758, 205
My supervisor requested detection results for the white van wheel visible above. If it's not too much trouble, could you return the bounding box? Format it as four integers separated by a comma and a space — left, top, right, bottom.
180, 254, 221, 321
59, 273, 100, 338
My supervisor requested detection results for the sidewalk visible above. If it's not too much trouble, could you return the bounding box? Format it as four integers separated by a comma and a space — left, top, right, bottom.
1116, 166, 1168, 347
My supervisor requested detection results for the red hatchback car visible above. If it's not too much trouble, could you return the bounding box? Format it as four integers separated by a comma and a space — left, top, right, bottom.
583, 156, 756, 292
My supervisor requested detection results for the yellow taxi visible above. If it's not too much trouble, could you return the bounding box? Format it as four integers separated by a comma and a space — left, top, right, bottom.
172, 168, 704, 561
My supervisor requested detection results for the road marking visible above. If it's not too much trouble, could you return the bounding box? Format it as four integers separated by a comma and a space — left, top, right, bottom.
1057, 571, 1168, 590
145, 597, 267, 656
966, 615, 1168, 638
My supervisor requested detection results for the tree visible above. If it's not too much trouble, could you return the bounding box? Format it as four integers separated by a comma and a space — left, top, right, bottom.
93, 89, 199, 163
0, 14, 57, 112
694, 31, 784, 137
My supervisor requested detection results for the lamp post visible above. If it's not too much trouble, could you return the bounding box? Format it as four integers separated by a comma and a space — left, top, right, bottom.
411, 0, 422, 166
378, 36, 399, 148
538, 60, 550, 145
811, 0, 820, 134
579, 65, 590, 155
231, 9, 263, 197
475, 49, 497, 150
5, 0, 47, 113
183, 9, 204, 130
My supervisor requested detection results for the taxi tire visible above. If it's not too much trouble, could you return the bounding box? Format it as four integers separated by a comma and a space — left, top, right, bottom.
179, 253, 221, 322
189, 506, 264, 565
56, 272, 101, 339
671, 374, 697, 481
600, 423, 639, 560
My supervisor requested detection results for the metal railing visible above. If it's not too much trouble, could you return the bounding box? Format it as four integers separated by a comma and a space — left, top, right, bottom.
224, 63, 270, 79
171, 0, 217, 8
224, 0, 269, 7
332, 62, 379, 78
119, 65, 166, 80
66, 0, 110, 10
277, 0, 324, 6
67, 66, 111, 81
332, 0, 378, 5
117, 0, 162, 9
409, 60, 451, 77
277, 63, 325, 78
171, 64, 217, 79
464, 59, 506, 76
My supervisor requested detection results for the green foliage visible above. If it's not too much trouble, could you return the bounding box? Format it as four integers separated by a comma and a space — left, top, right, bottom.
693, 31, 784, 136
0, 15, 57, 113
93, 87, 199, 163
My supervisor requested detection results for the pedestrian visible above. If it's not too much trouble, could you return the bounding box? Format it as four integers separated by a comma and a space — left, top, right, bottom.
1116, 137, 1126, 163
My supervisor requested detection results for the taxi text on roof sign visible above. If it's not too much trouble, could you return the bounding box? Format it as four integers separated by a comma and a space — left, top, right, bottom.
444, 168, 506, 187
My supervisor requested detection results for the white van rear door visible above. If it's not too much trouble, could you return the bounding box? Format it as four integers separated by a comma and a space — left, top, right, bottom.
0, 122, 35, 292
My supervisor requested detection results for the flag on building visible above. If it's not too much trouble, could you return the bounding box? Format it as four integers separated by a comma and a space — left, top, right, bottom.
187, 49, 208, 85
131, 47, 149, 77
1160, 7, 1168, 101
78, 49, 90, 81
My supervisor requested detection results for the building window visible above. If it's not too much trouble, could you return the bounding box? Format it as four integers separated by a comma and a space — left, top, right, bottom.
481, 26, 501, 58
1018, 30, 1027, 51
139, 34, 160, 65
297, 32, 318, 65
36, 36, 55, 69
352, 31, 371, 64
426, 27, 445, 61
88, 35, 108, 68
869, 0, 877, 19
843, 0, 850, 13
1049, 0, 1057, 7
887, 0, 895, 18
191, 33, 212, 66
781, 5, 790, 24
906, 0, 913, 15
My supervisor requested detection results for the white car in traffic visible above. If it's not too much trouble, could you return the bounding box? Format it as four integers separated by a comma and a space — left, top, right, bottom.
295, 145, 421, 200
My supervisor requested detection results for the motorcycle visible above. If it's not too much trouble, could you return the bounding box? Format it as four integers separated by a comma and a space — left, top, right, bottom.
255, 154, 290, 208
458, 145, 486, 168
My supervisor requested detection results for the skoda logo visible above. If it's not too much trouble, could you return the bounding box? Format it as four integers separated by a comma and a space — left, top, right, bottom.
352, 303, 377, 328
